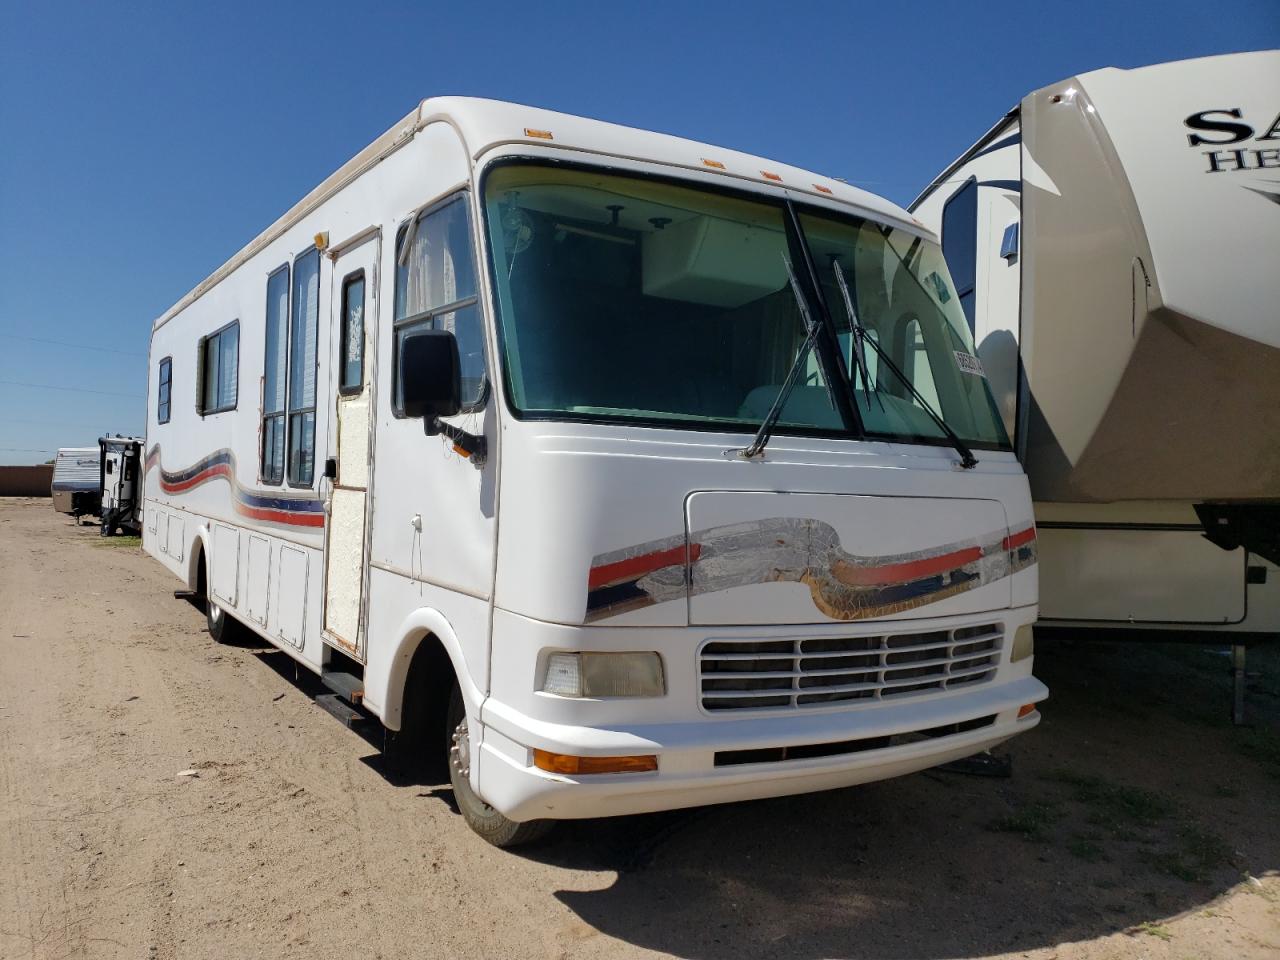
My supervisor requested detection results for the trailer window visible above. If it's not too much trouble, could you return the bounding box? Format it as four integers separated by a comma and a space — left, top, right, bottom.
339, 272, 365, 394
393, 194, 485, 413
157, 357, 172, 424
197, 322, 239, 415
941, 178, 977, 336
261, 264, 289, 484
288, 248, 320, 486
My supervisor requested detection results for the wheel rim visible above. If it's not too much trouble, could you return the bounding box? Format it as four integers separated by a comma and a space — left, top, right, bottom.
449, 716, 471, 779
209, 601, 222, 625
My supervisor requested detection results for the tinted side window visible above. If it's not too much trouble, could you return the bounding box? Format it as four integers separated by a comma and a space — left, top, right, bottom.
339, 272, 365, 394
393, 195, 485, 412
287, 248, 320, 485
261, 265, 289, 484
197, 323, 238, 415
157, 357, 172, 424
941, 179, 978, 336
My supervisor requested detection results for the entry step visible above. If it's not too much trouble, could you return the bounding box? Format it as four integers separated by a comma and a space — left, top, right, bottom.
314, 694, 366, 728
320, 670, 364, 705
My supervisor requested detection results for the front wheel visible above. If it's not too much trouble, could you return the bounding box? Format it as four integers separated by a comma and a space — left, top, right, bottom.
205, 576, 230, 644
446, 682, 551, 848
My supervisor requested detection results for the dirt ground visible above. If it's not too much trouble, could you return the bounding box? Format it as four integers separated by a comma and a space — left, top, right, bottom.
1, 497, 1277, 960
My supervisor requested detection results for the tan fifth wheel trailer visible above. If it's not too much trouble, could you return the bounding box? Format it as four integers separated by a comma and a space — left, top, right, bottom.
910, 51, 1280, 719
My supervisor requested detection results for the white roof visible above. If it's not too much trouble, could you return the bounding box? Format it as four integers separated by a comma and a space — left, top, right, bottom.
154, 97, 922, 329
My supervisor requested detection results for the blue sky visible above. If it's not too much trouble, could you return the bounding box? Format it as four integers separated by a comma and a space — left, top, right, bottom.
1, 0, 1275, 464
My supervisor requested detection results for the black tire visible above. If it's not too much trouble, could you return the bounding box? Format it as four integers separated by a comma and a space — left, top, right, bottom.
446, 681, 552, 848
203, 564, 231, 644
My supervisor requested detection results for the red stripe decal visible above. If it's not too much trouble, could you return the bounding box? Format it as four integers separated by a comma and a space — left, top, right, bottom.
835, 545, 984, 586
238, 504, 326, 527
1002, 527, 1037, 551
589, 543, 700, 590
160, 463, 232, 494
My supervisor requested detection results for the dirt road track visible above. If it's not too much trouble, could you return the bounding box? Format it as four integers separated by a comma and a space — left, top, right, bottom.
1, 498, 1277, 959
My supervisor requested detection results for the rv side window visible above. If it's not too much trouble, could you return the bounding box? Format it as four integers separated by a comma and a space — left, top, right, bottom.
287, 248, 321, 486
261, 264, 289, 484
941, 178, 978, 336
157, 357, 172, 424
197, 322, 239, 415
393, 194, 485, 413
339, 271, 365, 395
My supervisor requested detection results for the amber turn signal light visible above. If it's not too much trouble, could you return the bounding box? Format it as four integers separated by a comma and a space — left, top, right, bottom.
533, 750, 657, 775
1017, 703, 1037, 719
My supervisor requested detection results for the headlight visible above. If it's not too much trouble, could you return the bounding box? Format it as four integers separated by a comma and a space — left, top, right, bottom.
541, 652, 665, 698
1010, 624, 1034, 662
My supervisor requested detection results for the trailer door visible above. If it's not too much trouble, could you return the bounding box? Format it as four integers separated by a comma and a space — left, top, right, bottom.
322, 234, 380, 660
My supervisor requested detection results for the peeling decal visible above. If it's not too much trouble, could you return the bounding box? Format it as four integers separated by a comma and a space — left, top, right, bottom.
586, 518, 1037, 622
144, 445, 325, 528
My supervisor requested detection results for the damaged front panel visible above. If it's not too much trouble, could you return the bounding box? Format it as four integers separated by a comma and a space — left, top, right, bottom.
586, 513, 1036, 624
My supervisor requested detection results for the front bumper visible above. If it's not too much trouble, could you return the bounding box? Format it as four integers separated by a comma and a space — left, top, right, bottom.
476, 672, 1046, 822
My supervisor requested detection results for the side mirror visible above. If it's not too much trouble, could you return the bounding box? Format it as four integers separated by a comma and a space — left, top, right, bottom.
400, 330, 461, 429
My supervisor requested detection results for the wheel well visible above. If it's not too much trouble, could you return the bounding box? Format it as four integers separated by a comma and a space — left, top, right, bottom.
191, 542, 206, 596
393, 633, 457, 779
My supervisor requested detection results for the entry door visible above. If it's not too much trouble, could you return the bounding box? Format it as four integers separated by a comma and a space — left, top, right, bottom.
322, 234, 380, 659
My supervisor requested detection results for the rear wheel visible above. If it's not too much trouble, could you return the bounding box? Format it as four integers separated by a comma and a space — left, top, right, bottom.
446, 681, 551, 848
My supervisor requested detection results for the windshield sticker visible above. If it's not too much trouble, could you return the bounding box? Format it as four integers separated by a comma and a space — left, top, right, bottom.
925, 271, 952, 303
954, 351, 986, 377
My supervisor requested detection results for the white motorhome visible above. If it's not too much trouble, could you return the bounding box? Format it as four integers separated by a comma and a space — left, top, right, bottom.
144, 98, 1044, 846
910, 52, 1280, 673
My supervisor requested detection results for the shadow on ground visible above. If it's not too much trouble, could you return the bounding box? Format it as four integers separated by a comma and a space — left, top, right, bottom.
515, 639, 1280, 959
227, 606, 1280, 959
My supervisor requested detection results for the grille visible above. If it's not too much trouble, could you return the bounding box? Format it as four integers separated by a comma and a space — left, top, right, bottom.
699, 623, 1002, 712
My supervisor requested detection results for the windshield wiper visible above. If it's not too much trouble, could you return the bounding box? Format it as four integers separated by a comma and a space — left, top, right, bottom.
734, 256, 831, 460
830, 259, 978, 470
829, 256, 881, 410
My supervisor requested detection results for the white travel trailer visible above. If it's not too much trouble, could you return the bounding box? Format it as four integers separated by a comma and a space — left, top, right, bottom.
144, 98, 1044, 846
51, 446, 101, 521
910, 52, 1280, 689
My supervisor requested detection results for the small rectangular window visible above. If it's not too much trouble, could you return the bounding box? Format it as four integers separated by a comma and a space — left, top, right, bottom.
393, 194, 485, 413
197, 322, 239, 415
339, 272, 365, 395
261, 264, 289, 484
157, 356, 172, 424
287, 248, 320, 485
941, 178, 978, 336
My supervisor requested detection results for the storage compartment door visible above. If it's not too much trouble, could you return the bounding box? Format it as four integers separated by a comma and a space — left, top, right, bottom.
1038, 527, 1245, 624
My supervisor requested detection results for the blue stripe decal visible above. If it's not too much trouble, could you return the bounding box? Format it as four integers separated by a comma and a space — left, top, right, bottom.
971, 132, 1022, 161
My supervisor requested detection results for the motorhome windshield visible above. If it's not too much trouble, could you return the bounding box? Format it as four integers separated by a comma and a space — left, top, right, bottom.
482, 162, 1010, 449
